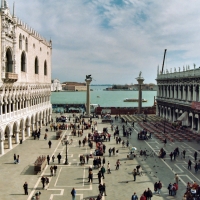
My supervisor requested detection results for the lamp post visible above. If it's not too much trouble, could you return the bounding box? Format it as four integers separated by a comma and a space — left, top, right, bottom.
65, 140, 69, 165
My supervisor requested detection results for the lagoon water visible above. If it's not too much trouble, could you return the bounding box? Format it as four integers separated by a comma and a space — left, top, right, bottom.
51, 86, 157, 107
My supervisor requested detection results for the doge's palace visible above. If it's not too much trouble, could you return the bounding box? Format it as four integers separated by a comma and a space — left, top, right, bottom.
0, 0, 52, 155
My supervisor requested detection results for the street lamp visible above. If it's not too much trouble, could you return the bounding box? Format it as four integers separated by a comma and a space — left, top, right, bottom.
65, 140, 69, 165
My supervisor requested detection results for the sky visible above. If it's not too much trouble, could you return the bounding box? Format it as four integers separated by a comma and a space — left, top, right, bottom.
6, 0, 200, 84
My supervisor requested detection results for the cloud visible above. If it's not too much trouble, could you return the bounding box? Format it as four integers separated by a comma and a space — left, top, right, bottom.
7, 0, 200, 84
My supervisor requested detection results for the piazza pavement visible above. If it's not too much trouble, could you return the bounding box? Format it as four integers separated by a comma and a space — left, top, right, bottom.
0, 113, 199, 200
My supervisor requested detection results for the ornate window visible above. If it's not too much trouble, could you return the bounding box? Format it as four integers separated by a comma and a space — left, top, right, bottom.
44, 60, 47, 75
6, 48, 13, 72
19, 34, 22, 49
25, 38, 28, 51
21, 52, 26, 72
35, 57, 39, 74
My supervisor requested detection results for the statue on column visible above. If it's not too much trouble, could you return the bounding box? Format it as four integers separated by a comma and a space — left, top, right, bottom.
139, 71, 142, 77
86, 75, 92, 80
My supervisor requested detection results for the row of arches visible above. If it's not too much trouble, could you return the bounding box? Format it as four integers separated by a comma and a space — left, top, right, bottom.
6, 48, 48, 75
0, 108, 52, 155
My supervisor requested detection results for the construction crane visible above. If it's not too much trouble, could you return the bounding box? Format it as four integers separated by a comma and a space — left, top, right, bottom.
161, 49, 167, 74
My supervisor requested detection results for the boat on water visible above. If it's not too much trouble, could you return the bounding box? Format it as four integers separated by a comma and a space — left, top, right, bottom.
123, 98, 147, 102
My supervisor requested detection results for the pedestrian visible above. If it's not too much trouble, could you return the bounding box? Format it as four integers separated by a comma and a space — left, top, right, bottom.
169, 152, 173, 161
47, 155, 50, 165
45, 177, 49, 188
154, 182, 158, 193
131, 192, 138, 200
115, 159, 120, 170
108, 148, 112, 157
164, 138, 167, 146
88, 170, 93, 183
79, 140, 81, 147
16, 155, 20, 164
157, 181, 162, 194
195, 162, 198, 173
194, 151, 198, 161
86, 154, 89, 164
52, 155, 55, 162
14, 153, 16, 163
188, 160, 192, 170
71, 188, 76, 200
44, 133, 47, 140
57, 153, 62, 164
146, 188, 152, 200
107, 162, 111, 174
102, 183, 107, 196
53, 165, 57, 176
23, 182, 28, 195
98, 170, 102, 184
50, 166, 54, 176
175, 174, 179, 184
133, 169, 137, 181
41, 176, 46, 189
140, 194, 146, 200
101, 166, 105, 179
48, 140, 52, 148
102, 157, 105, 165
183, 150, 186, 159
168, 183, 172, 196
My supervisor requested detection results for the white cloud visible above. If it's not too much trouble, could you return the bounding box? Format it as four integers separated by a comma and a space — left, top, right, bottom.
6, 0, 200, 84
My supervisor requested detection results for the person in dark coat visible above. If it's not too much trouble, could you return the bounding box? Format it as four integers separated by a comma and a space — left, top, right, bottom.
57, 153, 62, 164
41, 176, 46, 189
48, 140, 52, 148
47, 155, 50, 165
23, 182, 28, 195
98, 170, 102, 184
194, 151, 198, 161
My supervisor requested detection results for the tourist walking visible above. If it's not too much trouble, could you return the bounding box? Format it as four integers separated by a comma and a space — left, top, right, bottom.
115, 159, 120, 170
167, 183, 172, 196
101, 166, 105, 178
48, 140, 52, 148
71, 188, 76, 200
133, 169, 137, 181
175, 174, 179, 184
164, 138, 167, 146
52, 155, 55, 162
102, 183, 107, 196
188, 160, 192, 170
98, 170, 102, 184
107, 162, 111, 174
57, 153, 62, 164
14, 153, 16, 163
53, 165, 57, 176
47, 155, 50, 165
154, 182, 158, 193
157, 181, 162, 194
194, 151, 198, 161
50, 166, 54, 176
41, 176, 46, 189
23, 182, 28, 195
146, 188, 153, 200
131, 192, 138, 200
183, 150, 186, 159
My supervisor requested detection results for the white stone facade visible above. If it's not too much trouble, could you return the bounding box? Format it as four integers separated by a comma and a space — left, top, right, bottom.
51, 79, 62, 91
156, 65, 200, 132
0, 1, 52, 155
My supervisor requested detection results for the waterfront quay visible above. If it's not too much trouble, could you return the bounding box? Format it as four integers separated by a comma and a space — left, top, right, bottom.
0, 113, 199, 200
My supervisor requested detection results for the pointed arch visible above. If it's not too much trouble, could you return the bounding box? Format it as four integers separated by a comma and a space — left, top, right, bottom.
21, 51, 26, 72
35, 57, 39, 74
6, 48, 13, 72
44, 60, 47, 75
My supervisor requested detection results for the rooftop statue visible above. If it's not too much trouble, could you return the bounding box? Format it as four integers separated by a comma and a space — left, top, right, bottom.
86, 75, 92, 79
139, 71, 142, 77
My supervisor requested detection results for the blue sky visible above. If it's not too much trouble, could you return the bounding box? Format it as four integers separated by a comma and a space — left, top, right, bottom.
7, 0, 200, 84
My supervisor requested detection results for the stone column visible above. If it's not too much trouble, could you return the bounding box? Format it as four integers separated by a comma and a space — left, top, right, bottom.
136, 74, 144, 114
21, 128, 25, 141
188, 86, 191, 101
36, 121, 38, 130
32, 123, 35, 133
183, 85, 186, 100
40, 119, 42, 127
15, 131, 19, 144
26, 125, 30, 137
0, 137, 5, 155
85, 77, 92, 117
193, 85, 197, 101
8, 131, 13, 149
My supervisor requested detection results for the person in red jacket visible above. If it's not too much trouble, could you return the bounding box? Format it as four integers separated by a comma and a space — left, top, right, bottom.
140, 194, 146, 200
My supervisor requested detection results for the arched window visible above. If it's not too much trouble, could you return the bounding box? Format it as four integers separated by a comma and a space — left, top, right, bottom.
35, 57, 39, 74
19, 34, 22, 49
44, 60, 47, 75
25, 38, 28, 51
21, 52, 26, 72
6, 48, 13, 72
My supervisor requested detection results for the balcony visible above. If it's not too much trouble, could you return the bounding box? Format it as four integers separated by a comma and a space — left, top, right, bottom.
5, 72, 18, 83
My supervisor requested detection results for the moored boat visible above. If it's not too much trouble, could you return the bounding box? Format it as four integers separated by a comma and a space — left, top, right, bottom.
123, 98, 147, 102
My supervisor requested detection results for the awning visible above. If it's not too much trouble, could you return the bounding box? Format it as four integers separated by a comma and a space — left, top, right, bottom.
175, 109, 178, 113
179, 110, 183, 114
195, 114, 199, 118
177, 111, 188, 121
189, 112, 193, 117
